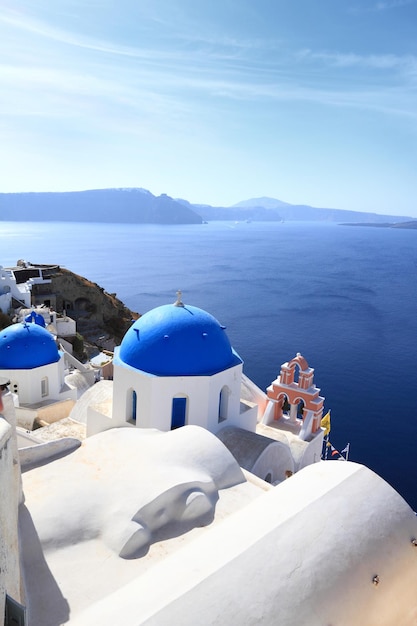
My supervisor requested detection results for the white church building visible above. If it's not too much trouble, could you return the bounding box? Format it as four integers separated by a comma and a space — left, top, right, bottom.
88, 291, 257, 435
0, 321, 77, 406
86, 292, 324, 484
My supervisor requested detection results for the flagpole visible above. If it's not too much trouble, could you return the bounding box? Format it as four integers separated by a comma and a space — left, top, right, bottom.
320, 410, 331, 460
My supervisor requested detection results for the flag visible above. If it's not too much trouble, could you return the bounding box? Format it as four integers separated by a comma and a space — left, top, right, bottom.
328, 443, 348, 460
320, 410, 331, 436
340, 443, 350, 460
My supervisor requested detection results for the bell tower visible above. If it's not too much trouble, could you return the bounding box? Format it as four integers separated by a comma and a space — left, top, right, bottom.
264, 353, 324, 437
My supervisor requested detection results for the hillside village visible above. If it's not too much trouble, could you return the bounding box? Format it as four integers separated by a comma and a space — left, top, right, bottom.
0, 261, 138, 356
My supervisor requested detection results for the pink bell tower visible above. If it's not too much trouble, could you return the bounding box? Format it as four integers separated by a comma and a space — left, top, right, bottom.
265, 353, 324, 435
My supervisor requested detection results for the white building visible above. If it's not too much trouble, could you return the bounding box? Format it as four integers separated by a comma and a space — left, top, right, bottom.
18, 308, 77, 340
0, 321, 78, 430
0, 266, 31, 313
88, 294, 257, 435
0, 262, 61, 315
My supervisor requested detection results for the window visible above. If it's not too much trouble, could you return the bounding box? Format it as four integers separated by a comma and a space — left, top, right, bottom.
126, 389, 137, 424
131, 390, 137, 422
218, 386, 229, 423
41, 377, 48, 398
5, 594, 26, 626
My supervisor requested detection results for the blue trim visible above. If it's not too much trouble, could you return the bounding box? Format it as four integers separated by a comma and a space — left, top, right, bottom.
131, 390, 137, 422
24, 311, 46, 327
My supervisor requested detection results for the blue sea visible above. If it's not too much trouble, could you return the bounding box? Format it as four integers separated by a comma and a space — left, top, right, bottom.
1, 220, 416, 510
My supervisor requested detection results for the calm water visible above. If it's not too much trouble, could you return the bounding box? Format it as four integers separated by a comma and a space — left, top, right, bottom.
1, 220, 416, 509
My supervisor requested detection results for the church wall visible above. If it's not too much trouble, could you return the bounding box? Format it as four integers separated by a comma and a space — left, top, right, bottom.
296, 430, 324, 470
0, 393, 23, 618
109, 362, 213, 431
238, 401, 258, 431
205, 364, 244, 433
130, 373, 161, 429
87, 362, 141, 433
111, 362, 153, 428
110, 357, 131, 425
111, 359, 245, 434
1, 355, 75, 406
141, 375, 211, 431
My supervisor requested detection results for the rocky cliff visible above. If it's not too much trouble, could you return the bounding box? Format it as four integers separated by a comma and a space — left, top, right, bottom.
29, 266, 139, 351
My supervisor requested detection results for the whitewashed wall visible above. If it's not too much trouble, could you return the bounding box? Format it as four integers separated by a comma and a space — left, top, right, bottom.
0, 392, 23, 618
1, 355, 76, 405
104, 357, 252, 434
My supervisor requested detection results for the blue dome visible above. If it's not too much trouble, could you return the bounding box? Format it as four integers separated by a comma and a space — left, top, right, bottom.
0, 322, 60, 370
118, 303, 242, 376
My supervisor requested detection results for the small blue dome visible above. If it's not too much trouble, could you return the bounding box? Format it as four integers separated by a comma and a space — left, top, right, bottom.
0, 322, 60, 370
24, 311, 46, 327
118, 303, 242, 376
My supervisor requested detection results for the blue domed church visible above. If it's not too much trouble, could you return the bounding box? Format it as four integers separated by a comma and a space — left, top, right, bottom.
88, 293, 258, 436
0, 320, 76, 408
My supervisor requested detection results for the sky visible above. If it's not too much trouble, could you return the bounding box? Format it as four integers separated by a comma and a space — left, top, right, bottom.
1, 0, 417, 216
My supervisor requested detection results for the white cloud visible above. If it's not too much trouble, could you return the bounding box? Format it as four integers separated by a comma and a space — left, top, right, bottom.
1, 4, 417, 142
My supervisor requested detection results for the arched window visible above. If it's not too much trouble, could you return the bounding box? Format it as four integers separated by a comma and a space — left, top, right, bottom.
218, 386, 230, 423
281, 395, 290, 413
297, 399, 305, 419
127, 388, 137, 424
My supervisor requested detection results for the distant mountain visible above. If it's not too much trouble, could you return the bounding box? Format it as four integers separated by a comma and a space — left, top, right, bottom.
177, 198, 287, 222
0, 189, 203, 224
191, 196, 414, 224
0, 189, 414, 225
232, 197, 293, 210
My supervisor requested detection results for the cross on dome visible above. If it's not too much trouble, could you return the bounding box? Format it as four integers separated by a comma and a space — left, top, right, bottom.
174, 290, 184, 307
